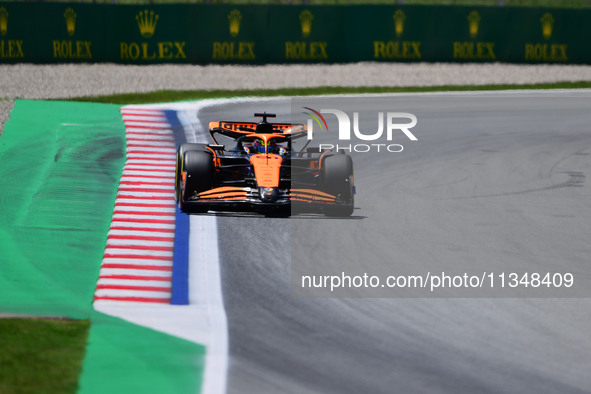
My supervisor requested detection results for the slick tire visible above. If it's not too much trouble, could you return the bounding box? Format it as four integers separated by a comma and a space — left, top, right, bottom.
175, 143, 208, 202
321, 154, 354, 217
180, 150, 213, 213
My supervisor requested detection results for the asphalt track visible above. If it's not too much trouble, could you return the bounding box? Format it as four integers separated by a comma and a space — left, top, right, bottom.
197, 91, 591, 394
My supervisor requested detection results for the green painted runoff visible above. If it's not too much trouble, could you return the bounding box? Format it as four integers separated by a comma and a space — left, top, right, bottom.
78, 311, 206, 394
0, 99, 207, 394
0, 99, 126, 319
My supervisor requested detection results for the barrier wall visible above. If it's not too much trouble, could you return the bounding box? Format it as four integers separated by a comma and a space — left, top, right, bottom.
0, 3, 588, 64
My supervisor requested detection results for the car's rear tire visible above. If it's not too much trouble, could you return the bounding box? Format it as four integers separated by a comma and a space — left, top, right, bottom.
175, 143, 208, 202
180, 150, 213, 213
321, 154, 354, 217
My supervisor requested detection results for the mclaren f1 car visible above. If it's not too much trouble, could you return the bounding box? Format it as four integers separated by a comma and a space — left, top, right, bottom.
175, 112, 355, 216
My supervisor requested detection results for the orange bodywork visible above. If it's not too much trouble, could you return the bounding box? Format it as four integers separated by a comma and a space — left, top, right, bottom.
290, 189, 338, 203
205, 146, 220, 166
198, 186, 248, 201
209, 121, 294, 133
249, 154, 283, 188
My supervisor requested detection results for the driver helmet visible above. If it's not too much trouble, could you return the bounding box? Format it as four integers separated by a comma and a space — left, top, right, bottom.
252, 138, 278, 154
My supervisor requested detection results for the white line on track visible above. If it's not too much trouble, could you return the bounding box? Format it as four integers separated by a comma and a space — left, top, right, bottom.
123, 169, 175, 180
113, 206, 175, 213
189, 215, 227, 394
122, 116, 169, 122
121, 170, 175, 177
126, 138, 176, 144
116, 191, 174, 197
108, 231, 174, 238
109, 221, 176, 230
116, 184, 175, 190
127, 141, 176, 147
97, 278, 172, 287
125, 159, 176, 164
99, 268, 173, 277
125, 128, 172, 133
95, 289, 171, 298
107, 240, 175, 248
124, 121, 172, 127
113, 201, 174, 206
127, 154, 176, 159
104, 248, 174, 257
113, 211, 175, 217
102, 257, 173, 264
121, 169, 175, 174
127, 147, 177, 152
118, 183, 175, 188
127, 145, 176, 150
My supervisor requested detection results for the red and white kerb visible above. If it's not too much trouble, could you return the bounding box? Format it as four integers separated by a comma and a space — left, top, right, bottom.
94, 108, 177, 304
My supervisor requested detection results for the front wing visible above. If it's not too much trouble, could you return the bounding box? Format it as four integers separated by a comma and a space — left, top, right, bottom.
181, 186, 352, 212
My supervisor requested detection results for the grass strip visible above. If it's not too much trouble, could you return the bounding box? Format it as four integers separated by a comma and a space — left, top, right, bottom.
70, 81, 591, 105
0, 318, 90, 394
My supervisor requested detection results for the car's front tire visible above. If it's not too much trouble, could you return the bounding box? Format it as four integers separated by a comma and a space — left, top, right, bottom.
180, 150, 213, 213
175, 143, 209, 203
321, 154, 354, 217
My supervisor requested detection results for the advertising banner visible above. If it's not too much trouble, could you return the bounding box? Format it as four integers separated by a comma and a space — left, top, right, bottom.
0, 2, 589, 65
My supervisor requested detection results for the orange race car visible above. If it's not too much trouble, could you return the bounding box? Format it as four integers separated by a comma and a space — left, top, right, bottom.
175, 112, 355, 216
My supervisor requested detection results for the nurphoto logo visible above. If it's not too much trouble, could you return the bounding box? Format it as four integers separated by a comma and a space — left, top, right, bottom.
302, 107, 417, 153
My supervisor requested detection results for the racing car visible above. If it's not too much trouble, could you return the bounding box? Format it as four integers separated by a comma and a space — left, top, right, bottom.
175, 112, 354, 216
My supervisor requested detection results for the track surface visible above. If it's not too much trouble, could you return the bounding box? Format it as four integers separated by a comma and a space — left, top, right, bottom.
197, 92, 591, 394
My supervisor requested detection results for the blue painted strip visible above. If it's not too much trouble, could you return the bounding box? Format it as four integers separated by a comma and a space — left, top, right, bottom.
171, 205, 190, 305
165, 109, 191, 305
165, 109, 188, 147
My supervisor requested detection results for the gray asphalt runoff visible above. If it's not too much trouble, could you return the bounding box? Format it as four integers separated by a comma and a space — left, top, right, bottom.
197, 91, 591, 394
0, 99, 14, 137
2, 63, 591, 99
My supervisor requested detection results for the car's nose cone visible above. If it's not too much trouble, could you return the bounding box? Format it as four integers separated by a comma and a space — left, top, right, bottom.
259, 187, 279, 203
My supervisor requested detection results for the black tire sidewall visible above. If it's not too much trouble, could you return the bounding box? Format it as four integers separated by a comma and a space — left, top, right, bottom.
321, 154, 354, 217
176, 143, 208, 203
180, 150, 213, 212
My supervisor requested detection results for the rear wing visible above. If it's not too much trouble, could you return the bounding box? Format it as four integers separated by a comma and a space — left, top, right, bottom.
208, 121, 308, 143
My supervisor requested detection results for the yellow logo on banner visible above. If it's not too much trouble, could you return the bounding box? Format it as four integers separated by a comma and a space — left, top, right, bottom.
374, 41, 421, 59
453, 42, 495, 60
540, 13, 554, 40
53, 40, 92, 59
467, 11, 481, 38
64, 8, 76, 36
213, 42, 255, 60
122, 11, 185, 61
136, 10, 159, 38
299, 10, 313, 38
0, 7, 8, 36
0, 6, 23, 58
524, 12, 566, 61
229, 10, 242, 37
286, 41, 327, 59
393, 10, 405, 38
